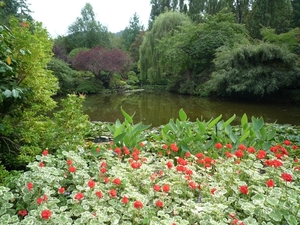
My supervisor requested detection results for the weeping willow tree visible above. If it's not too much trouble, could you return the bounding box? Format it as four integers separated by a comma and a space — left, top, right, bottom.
206, 42, 300, 99
139, 11, 191, 84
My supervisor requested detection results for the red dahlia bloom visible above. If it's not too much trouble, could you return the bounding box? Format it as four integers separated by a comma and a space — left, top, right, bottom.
235, 150, 244, 158
37, 197, 43, 205
133, 200, 143, 209
162, 184, 170, 193
266, 179, 274, 187
39, 162, 45, 167
239, 185, 248, 195
41, 209, 51, 220
27, 182, 33, 191
226, 143, 232, 149
109, 189, 117, 197
18, 209, 27, 217
88, 180, 95, 188
215, 143, 222, 149
281, 173, 293, 182
122, 196, 129, 204
155, 200, 164, 208
153, 184, 160, 192
284, 140, 291, 145
66, 159, 72, 165
211, 188, 217, 195
58, 187, 65, 194
95, 191, 103, 198
131, 161, 141, 169
256, 150, 267, 159
170, 143, 178, 152
42, 149, 48, 156
75, 192, 84, 200
166, 161, 173, 169
113, 178, 121, 185
238, 144, 247, 151
68, 166, 76, 173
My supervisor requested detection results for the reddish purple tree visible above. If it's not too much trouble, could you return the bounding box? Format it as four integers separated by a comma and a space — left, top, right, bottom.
72, 47, 132, 86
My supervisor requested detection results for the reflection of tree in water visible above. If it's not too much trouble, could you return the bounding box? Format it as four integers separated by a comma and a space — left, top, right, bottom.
76, 91, 299, 126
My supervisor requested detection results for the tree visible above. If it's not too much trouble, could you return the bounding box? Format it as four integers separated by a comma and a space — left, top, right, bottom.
291, 0, 300, 28
0, 19, 59, 168
158, 11, 250, 94
140, 11, 192, 84
0, 0, 32, 25
246, 0, 293, 39
72, 47, 132, 88
65, 3, 110, 51
122, 13, 144, 51
206, 43, 300, 99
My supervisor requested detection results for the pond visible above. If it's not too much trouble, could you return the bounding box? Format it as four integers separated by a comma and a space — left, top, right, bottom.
81, 90, 300, 127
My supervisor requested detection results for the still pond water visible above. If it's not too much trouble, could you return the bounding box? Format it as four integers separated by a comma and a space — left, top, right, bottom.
82, 90, 300, 127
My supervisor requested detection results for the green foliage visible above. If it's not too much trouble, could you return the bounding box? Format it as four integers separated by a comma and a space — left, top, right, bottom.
261, 27, 300, 54
246, 0, 293, 39
157, 11, 250, 95
140, 11, 192, 84
64, 3, 111, 51
206, 42, 300, 98
47, 58, 78, 94
68, 47, 89, 60
106, 107, 151, 149
122, 13, 144, 51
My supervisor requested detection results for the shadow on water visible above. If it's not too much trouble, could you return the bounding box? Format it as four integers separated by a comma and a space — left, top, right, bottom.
81, 90, 300, 127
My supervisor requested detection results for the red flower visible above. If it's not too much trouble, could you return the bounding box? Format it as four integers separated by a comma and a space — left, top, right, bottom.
266, 179, 274, 188
88, 180, 95, 188
122, 196, 129, 204
42, 149, 48, 156
140, 142, 146, 147
185, 152, 191, 157
234, 150, 244, 158
247, 146, 256, 153
104, 177, 110, 183
239, 185, 248, 195
281, 173, 293, 182
155, 200, 164, 208
113, 178, 121, 185
153, 184, 160, 192
41, 209, 51, 220
162, 184, 170, 193
68, 166, 76, 173
211, 188, 217, 195
238, 144, 247, 151
18, 209, 27, 217
256, 150, 267, 159
66, 159, 72, 165
39, 162, 45, 167
225, 152, 233, 158
95, 191, 103, 198
226, 143, 232, 149
114, 147, 122, 155
284, 140, 291, 145
215, 143, 222, 149
58, 187, 65, 194
292, 145, 299, 150
131, 161, 141, 169
166, 161, 173, 169
170, 143, 178, 152
189, 181, 197, 189
37, 197, 43, 205
195, 152, 204, 159
177, 157, 188, 166
75, 192, 84, 200
100, 167, 107, 173
27, 182, 33, 191
133, 200, 143, 209
109, 189, 117, 198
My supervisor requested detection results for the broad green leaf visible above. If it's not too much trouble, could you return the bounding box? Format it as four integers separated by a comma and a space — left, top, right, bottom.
229, 132, 237, 143
269, 209, 282, 221
252, 117, 264, 131
113, 132, 126, 144
223, 114, 236, 128
11, 89, 19, 98
3, 89, 11, 98
241, 113, 248, 127
285, 215, 297, 225
169, 119, 178, 133
239, 130, 250, 143
208, 114, 222, 129
196, 119, 206, 132
179, 108, 187, 121
121, 106, 133, 123
267, 130, 276, 140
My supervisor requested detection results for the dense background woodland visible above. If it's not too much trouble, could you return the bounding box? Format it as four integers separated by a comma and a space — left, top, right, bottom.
0, 0, 300, 180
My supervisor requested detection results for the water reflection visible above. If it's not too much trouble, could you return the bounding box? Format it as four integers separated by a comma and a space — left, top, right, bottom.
82, 90, 300, 127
